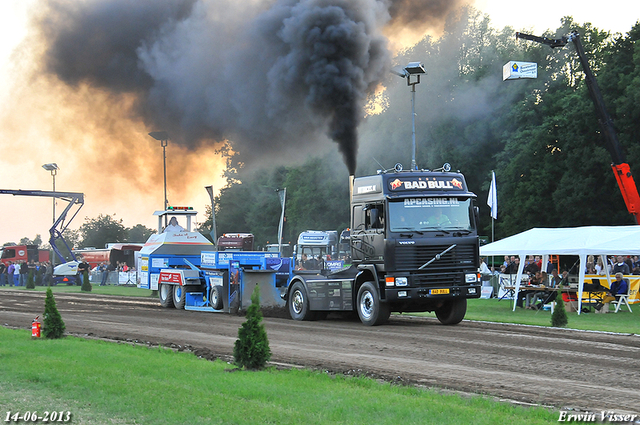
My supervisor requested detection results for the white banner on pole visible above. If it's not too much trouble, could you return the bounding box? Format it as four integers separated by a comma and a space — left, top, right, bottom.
487, 171, 498, 220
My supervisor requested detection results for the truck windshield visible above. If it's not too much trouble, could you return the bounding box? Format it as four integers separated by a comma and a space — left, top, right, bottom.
389, 197, 475, 232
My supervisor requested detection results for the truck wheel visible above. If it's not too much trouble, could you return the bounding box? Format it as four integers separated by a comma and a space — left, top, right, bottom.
288, 281, 316, 321
210, 286, 223, 310
173, 285, 186, 309
435, 298, 467, 325
159, 284, 174, 308
357, 282, 390, 326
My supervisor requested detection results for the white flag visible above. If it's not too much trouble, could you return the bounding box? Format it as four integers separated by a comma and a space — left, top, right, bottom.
487, 171, 497, 220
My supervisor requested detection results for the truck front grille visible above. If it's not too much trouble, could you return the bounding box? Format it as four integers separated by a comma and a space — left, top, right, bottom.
395, 244, 477, 272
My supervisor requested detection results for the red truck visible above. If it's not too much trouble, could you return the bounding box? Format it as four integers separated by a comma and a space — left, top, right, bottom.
0, 245, 50, 266
73, 243, 144, 269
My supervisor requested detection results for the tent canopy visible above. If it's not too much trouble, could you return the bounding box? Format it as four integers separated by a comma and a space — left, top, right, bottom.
480, 226, 640, 257
480, 225, 640, 313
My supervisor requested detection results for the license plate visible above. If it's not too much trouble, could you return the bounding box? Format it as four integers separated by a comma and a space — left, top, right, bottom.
430, 288, 450, 295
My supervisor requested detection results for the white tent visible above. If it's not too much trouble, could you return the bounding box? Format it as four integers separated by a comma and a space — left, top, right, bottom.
480, 225, 640, 313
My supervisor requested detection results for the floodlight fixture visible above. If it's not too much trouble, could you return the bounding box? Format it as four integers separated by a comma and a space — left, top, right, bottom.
42, 163, 59, 172
404, 62, 426, 75
42, 163, 59, 224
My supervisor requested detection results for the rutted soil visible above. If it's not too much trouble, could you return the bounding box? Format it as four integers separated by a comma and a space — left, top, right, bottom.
1, 289, 639, 414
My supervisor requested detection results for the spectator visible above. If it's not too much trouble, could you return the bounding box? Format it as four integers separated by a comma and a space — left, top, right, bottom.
478, 257, 491, 281
77, 256, 90, 285
632, 255, 640, 272
595, 272, 628, 312
524, 255, 539, 275
19, 260, 29, 286
612, 256, 630, 275
505, 257, 520, 275
585, 255, 595, 274
0, 262, 6, 286
100, 262, 109, 286
35, 262, 44, 286
44, 261, 54, 286
13, 261, 21, 286
595, 257, 605, 275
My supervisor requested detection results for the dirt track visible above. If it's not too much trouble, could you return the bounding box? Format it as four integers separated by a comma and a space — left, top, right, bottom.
1, 289, 639, 414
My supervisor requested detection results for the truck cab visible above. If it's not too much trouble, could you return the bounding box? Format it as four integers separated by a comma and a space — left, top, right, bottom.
286, 167, 481, 326
294, 230, 338, 270
351, 170, 480, 318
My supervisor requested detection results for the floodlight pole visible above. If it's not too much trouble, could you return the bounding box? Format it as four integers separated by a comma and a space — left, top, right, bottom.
407, 75, 421, 171
392, 62, 426, 171
205, 185, 217, 247
148, 131, 170, 226
276, 187, 286, 253
162, 139, 168, 212
52, 169, 56, 224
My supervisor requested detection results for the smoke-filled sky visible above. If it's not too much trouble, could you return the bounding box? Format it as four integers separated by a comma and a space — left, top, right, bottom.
1, 0, 639, 246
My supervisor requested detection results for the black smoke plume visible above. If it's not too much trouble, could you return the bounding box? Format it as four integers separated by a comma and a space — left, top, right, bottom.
33, 0, 462, 174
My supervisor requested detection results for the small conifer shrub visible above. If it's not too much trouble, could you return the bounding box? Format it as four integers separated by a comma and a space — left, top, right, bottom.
26, 269, 35, 289
81, 271, 92, 292
551, 292, 569, 327
233, 285, 271, 370
43, 287, 66, 339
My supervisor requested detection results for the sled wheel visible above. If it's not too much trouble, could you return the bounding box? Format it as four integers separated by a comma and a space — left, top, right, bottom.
173, 285, 186, 309
159, 284, 174, 308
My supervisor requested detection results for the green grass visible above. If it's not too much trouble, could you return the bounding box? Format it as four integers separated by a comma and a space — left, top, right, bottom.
0, 284, 154, 297
406, 298, 640, 334
0, 327, 557, 424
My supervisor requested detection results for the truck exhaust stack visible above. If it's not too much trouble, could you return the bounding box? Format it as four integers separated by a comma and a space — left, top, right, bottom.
349, 174, 354, 224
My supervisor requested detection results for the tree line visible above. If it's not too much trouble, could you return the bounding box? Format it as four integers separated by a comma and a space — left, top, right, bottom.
199, 9, 640, 246
8, 8, 640, 251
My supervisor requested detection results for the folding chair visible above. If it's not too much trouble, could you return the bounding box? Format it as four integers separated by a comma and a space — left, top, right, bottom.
613, 283, 632, 313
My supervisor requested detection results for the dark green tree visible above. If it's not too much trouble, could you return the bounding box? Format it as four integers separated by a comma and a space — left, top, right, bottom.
78, 214, 128, 249
81, 271, 91, 292
551, 293, 569, 327
233, 285, 271, 370
126, 224, 156, 243
42, 288, 65, 339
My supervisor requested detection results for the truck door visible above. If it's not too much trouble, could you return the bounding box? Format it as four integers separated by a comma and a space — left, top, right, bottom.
351, 204, 385, 262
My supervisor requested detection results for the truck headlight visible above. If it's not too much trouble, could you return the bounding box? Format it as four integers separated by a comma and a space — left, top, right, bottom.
465, 273, 477, 283
396, 277, 408, 287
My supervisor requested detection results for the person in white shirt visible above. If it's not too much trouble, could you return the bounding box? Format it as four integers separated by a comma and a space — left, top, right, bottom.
163, 217, 185, 233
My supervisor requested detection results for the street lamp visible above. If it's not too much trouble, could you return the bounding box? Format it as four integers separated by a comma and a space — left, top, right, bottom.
276, 187, 286, 253
392, 61, 426, 170
42, 163, 59, 224
148, 131, 169, 214
205, 185, 217, 247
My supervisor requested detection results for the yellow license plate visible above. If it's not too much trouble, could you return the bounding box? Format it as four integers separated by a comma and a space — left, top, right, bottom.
430, 288, 450, 295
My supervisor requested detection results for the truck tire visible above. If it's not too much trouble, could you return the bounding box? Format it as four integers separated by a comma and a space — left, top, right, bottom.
288, 281, 316, 321
435, 298, 467, 325
210, 286, 223, 310
159, 284, 174, 308
357, 282, 390, 326
173, 285, 186, 310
